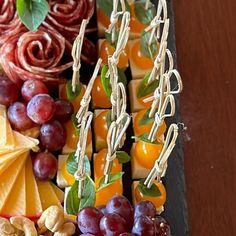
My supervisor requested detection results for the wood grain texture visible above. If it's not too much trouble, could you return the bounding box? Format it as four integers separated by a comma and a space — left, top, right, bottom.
173, 0, 236, 235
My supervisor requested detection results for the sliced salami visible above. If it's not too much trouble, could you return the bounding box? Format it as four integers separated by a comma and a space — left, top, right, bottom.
0, 26, 72, 84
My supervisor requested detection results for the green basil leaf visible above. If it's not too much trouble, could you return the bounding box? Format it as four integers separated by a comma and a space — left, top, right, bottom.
66, 181, 80, 215
138, 133, 159, 144
97, 172, 124, 191
138, 108, 154, 126
105, 31, 119, 47
138, 179, 161, 197
97, 0, 130, 17
16, 0, 49, 31
140, 31, 158, 59
101, 65, 112, 97
116, 151, 131, 164
71, 114, 80, 136
66, 80, 82, 102
137, 73, 159, 98
67, 153, 91, 175
134, 0, 156, 25
79, 175, 96, 210
66, 152, 77, 175
106, 110, 112, 128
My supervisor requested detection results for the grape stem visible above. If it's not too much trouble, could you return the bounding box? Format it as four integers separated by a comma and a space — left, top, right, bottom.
74, 111, 93, 198
76, 58, 102, 123
71, 19, 88, 93
103, 113, 131, 184
144, 124, 179, 188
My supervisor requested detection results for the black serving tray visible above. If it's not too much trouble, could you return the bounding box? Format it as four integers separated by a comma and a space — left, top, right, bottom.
81, 0, 189, 235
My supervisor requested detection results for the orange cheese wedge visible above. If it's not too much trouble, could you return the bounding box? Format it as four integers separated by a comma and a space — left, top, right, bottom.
51, 183, 64, 203
37, 181, 62, 210
0, 152, 27, 212
25, 157, 42, 218
1, 165, 26, 217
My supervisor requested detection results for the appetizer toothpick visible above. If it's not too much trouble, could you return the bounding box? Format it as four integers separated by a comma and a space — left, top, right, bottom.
74, 111, 93, 198
144, 123, 179, 188
76, 58, 102, 123
71, 19, 88, 92
107, 0, 126, 43
103, 113, 131, 184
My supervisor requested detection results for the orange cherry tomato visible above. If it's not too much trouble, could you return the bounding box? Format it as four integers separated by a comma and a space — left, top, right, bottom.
64, 121, 92, 150
134, 139, 163, 169
95, 179, 123, 206
94, 110, 110, 141
130, 41, 154, 70
133, 109, 167, 138
91, 76, 111, 108
61, 161, 75, 186
100, 40, 129, 69
94, 149, 122, 181
60, 83, 85, 112
135, 181, 166, 208
97, 7, 110, 28
129, 3, 146, 33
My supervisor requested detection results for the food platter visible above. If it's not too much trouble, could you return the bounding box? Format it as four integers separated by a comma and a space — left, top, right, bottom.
0, 0, 188, 235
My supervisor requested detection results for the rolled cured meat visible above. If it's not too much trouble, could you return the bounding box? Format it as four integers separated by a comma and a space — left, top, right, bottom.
0, 26, 72, 84
45, 0, 97, 64
0, 0, 22, 47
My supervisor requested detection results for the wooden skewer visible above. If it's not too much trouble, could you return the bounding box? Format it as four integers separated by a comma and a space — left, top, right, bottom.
71, 19, 88, 92
144, 123, 178, 188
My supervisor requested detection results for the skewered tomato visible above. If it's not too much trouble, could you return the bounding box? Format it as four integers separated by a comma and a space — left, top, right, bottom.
60, 83, 85, 111
94, 110, 110, 141
133, 109, 167, 138
97, 7, 110, 28
95, 179, 123, 207
129, 3, 146, 33
134, 139, 163, 169
91, 76, 111, 108
94, 149, 122, 181
130, 41, 154, 70
100, 40, 129, 69
134, 181, 166, 208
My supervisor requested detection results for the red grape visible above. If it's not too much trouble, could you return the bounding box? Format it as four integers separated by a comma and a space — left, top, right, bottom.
54, 99, 74, 122
77, 207, 103, 235
7, 102, 34, 131
33, 152, 57, 181
21, 80, 48, 102
154, 216, 172, 236
0, 77, 19, 106
119, 233, 134, 236
40, 120, 66, 151
106, 195, 134, 230
134, 201, 156, 219
27, 94, 55, 124
100, 213, 126, 236
132, 216, 155, 236
96, 205, 107, 215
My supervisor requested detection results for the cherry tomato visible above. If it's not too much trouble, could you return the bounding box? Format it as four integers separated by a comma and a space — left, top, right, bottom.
94, 110, 110, 141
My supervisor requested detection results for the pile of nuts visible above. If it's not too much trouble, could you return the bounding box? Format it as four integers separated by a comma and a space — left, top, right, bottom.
0, 206, 75, 236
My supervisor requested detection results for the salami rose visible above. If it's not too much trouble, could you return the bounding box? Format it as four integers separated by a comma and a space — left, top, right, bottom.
0, 0, 22, 46
45, 0, 97, 64
0, 26, 72, 84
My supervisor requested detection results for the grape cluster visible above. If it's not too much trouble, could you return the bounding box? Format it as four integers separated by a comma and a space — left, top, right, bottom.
77, 195, 172, 236
0, 76, 74, 181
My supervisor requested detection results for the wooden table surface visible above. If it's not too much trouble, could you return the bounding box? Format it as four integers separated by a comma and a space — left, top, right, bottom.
173, 0, 236, 235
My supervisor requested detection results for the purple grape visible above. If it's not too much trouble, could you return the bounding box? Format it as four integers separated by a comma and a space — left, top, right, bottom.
40, 120, 66, 151
154, 216, 172, 236
54, 99, 74, 122
97, 205, 107, 215
100, 213, 126, 236
132, 216, 155, 236
7, 102, 34, 131
27, 94, 55, 124
134, 201, 156, 219
77, 207, 103, 235
0, 77, 20, 106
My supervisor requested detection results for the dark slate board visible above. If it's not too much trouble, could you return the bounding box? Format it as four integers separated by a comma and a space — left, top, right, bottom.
161, 1, 189, 235
82, 1, 189, 235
